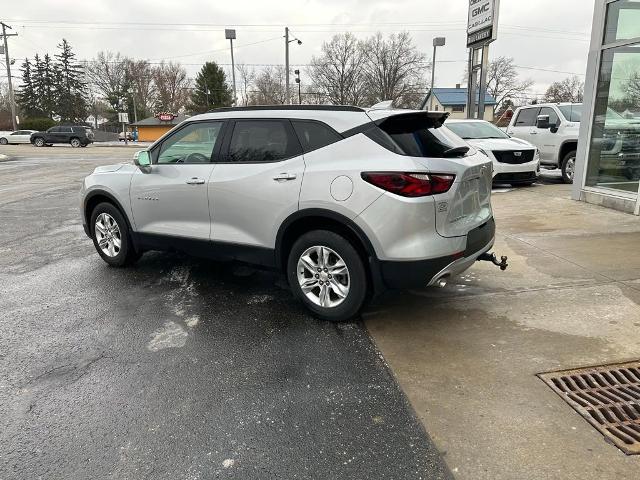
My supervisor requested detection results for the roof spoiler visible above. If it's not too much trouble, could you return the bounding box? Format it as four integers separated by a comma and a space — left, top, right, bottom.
372, 111, 450, 131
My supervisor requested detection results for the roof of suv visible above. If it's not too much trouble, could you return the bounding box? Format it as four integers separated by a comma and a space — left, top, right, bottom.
191, 105, 372, 133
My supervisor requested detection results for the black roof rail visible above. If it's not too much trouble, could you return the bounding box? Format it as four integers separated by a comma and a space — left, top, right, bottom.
206, 105, 366, 113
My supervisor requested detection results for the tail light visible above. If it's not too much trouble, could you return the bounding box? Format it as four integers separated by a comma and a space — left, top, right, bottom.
361, 172, 455, 197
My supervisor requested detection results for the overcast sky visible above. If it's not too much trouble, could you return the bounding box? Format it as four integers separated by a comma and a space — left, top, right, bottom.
3, 0, 596, 101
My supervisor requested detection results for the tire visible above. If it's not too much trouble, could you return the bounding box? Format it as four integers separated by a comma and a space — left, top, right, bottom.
80, 144, 88, 148
70, 138, 81, 148
90, 202, 141, 267
287, 230, 367, 322
0, 137, 7, 145
561, 150, 576, 184
33, 137, 45, 147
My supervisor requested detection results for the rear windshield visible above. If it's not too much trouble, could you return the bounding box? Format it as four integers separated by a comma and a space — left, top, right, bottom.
368, 113, 472, 158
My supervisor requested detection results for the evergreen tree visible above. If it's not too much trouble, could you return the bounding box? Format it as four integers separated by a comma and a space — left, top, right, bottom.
189, 61, 232, 114
31, 54, 57, 118
54, 39, 87, 122
18, 59, 42, 117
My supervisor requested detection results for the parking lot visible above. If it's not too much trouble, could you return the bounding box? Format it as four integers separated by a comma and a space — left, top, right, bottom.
1, 144, 639, 479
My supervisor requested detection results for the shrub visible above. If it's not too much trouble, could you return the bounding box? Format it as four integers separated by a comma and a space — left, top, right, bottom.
20, 117, 57, 131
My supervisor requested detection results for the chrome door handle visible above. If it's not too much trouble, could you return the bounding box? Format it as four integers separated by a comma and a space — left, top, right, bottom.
530, 131, 538, 135
273, 173, 297, 181
186, 177, 205, 185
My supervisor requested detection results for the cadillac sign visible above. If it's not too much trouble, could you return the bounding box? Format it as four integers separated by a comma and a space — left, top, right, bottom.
467, 0, 499, 47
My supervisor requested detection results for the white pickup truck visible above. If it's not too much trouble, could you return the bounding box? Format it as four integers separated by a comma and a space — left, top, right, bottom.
507, 103, 581, 183
508, 102, 640, 184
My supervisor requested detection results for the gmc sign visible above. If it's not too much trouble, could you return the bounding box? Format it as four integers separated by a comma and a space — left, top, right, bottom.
467, 0, 499, 46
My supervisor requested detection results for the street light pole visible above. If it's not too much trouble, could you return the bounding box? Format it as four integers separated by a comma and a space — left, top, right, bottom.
429, 37, 446, 111
1, 22, 17, 130
225, 29, 237, 106
284, 27, 302, 105
285, 27, 290, 105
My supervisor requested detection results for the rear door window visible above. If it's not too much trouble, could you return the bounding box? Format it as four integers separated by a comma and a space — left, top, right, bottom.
514, 108, 540, 127
292, 120, 342, 153
226, 120, 301, 162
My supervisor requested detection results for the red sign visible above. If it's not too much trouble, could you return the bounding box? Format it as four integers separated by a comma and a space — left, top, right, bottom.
155, 112, 176, 122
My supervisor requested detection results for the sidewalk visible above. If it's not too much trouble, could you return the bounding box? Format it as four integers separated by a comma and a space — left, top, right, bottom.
365, 183, 640, 479
92, 141, 153, 148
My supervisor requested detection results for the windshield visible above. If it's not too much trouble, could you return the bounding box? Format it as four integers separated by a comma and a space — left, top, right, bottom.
446, 121, 509, 140
558, 104, 582, 122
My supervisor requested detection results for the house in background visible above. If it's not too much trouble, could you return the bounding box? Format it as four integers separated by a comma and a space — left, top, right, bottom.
422, 85, 497, 121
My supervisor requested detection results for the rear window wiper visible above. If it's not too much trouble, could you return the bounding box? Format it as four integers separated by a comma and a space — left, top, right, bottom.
442, 146, 470, 158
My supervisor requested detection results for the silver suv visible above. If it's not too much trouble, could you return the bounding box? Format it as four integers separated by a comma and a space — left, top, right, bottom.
80, 105, 501, 321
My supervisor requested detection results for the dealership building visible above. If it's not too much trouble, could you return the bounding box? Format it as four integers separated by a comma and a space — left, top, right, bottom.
573, 0, 640, 214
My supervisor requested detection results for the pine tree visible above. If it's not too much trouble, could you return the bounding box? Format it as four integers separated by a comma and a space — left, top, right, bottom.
31, 53, 57, 119
54, 39, 87, 122
189, 61, 232, 114
18, 59, 42, 117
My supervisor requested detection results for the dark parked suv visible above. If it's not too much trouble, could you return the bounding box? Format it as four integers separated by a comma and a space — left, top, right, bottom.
31, 126, 94, 148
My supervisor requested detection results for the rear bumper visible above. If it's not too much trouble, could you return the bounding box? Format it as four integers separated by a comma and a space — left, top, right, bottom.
379, 217, 495, 289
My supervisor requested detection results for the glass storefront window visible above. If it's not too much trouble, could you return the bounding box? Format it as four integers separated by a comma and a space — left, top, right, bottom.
586, 43, 640, 194
604, 0, 640, 44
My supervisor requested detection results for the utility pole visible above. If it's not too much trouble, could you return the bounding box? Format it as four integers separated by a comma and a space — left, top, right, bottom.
1, 21, 18, 131
285, 27, 290, 105
294, 69, 301, 104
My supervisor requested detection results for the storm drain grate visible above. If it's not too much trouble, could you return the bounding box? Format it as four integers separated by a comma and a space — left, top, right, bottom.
539, 361, 640, 455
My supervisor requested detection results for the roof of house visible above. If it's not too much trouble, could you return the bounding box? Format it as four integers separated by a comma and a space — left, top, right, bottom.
130, 114, 189, 127
430, 88, 496, 106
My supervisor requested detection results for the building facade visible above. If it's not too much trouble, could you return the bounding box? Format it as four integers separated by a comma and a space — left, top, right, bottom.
130, 114, 188, 142
424, 87, 496, 121
573, 0, 640, 215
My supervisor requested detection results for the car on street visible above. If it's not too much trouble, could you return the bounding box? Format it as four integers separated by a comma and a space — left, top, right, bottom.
80, 105, 504, 321
0, 130, 38, 145
119, 131, 133, 141
446, 119, 539, 186
30, 125, 94, 147
507, 102, 640, 183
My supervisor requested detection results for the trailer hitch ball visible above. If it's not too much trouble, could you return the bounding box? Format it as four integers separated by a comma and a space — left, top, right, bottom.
477, 252, 509, 271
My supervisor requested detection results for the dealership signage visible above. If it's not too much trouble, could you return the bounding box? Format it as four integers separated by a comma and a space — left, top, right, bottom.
156, 112, 177, 122
467, 0, 499, 47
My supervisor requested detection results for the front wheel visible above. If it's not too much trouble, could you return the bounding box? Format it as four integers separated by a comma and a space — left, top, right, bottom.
33, 137, 45, 147
287, 230, 367, 322
90, 202, 141, 267
561, 150, 576, 184
70, 138, 81, 148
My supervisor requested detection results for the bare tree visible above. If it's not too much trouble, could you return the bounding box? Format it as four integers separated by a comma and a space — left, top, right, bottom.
85, 51, 129, 109
544, 75, 584, 103
125, 59, 156, 118
361, 32, 428, 108
151, 61, 191, 113
250, 66, 287, 105
235, 64, 256, 106
309, 33, 367, 106
484, 56, 533, 112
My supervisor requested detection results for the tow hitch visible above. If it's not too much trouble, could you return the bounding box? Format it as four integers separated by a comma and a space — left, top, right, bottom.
477, 252, 509, 271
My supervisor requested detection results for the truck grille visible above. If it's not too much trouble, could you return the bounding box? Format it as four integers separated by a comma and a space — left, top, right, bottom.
492, 149, 535, 164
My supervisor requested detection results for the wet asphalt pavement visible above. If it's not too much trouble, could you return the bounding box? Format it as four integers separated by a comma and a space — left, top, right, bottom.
0, 146, 452, 479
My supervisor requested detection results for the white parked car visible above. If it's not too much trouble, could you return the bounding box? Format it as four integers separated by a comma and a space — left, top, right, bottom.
446, 119, 540, 186
0, 130, 38, 145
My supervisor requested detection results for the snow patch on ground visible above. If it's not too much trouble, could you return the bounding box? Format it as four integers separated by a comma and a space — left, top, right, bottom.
147, 321, 188, 351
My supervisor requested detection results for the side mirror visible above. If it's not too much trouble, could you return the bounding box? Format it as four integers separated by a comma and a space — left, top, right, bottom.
536, 115, 550, 129
134, 150, 151, 172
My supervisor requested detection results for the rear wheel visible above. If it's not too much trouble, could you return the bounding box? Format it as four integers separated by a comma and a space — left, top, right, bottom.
287, 230, 367, 322
561, 150, 576, 183
90, 202, 141, 267
33, 137, 45, 147
0, 137, 8, 145
70, 138, 81, 148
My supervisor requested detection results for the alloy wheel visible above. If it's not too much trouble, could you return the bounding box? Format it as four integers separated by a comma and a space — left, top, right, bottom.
566, 156, 575, 181
296, 245, 350, 308
71, 138, 81, 148
94, 213, 122, 257
34, 138, 44, 147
